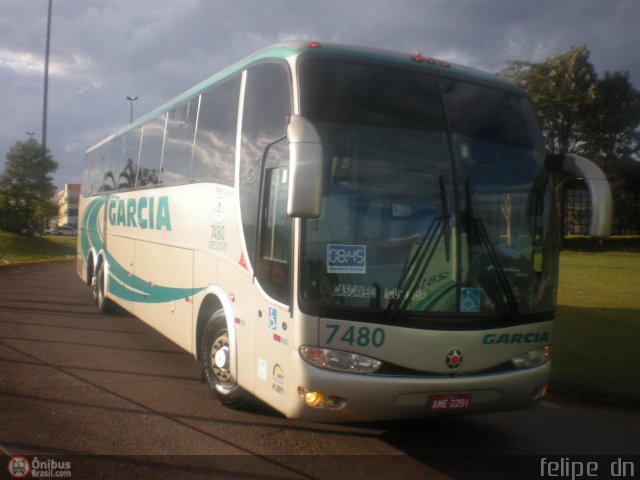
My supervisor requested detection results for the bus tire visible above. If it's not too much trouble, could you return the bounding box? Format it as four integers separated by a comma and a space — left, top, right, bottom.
95, 262, 116, 314
91, 268, 99, 305
201, 311, 249, 408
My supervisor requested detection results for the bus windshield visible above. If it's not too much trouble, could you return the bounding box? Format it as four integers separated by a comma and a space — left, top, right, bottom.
298, 57, 557, 324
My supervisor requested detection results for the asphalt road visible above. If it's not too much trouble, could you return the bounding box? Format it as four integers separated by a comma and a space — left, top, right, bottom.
0, 262, 638, 480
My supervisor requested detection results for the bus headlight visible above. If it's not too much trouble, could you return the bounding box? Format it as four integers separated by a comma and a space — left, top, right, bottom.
512, 345, 552, 369
299, 346, 383, 374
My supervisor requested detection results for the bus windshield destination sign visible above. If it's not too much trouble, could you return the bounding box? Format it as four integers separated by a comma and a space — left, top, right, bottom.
327, 244, 366, 274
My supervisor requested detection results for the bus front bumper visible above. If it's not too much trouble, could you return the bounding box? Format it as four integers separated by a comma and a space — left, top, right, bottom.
286, 360, 551, 422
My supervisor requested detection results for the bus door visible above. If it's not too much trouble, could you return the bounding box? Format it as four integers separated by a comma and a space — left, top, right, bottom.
252, 140, 294, 406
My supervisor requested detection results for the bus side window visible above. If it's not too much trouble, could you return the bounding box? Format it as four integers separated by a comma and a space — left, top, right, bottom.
84, 146, 106, 195
81, 152, 93, 196
256, 141, 291, 304
118, 127, 142, 189
193, 76, 241, 185
136, 114, 165, 187
239, 61, 292, 271
101, 136, 124, 192
162, 98, 198, 185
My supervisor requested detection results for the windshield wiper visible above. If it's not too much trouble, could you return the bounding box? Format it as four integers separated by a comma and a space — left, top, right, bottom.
464, 180, 521, 322
387, 176, 451, 321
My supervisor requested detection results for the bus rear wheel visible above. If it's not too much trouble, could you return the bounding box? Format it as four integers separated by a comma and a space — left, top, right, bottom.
201, 311, 248, 408
94, 262, 115, 314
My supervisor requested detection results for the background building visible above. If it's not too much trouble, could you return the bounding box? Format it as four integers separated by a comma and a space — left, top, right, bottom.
57, 184, 80, 227
564, 181, 640, 236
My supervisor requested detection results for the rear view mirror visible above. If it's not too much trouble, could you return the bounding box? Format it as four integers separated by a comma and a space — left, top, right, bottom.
547, 153, 613, 238
287, 115, 323, 218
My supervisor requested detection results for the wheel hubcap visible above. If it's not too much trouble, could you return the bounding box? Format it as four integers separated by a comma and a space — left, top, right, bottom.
214, 345, 229, 369
209, 332, 234, 392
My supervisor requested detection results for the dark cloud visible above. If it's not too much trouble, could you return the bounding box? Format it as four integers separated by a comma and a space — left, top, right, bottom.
1, 0, 638, 187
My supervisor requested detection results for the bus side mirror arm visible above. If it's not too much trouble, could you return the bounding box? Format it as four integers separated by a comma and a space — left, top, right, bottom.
546, 153, 613, 238
287, 115, 323, 218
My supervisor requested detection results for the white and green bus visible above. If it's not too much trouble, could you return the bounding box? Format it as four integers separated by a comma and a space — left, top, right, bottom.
77, 41, 612, 422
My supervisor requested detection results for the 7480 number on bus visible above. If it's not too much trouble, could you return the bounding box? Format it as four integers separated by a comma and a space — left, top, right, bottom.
324, 324, 386, 348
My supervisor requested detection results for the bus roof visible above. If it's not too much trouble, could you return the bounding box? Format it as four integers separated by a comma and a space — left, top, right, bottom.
87, 41, 523, 154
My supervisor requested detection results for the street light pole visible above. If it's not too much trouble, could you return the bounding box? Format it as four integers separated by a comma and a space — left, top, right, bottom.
42, 0, 53, 153
126, 96, 138, 123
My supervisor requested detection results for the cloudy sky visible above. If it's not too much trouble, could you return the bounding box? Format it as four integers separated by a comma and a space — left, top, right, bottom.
2, 0, 639, 188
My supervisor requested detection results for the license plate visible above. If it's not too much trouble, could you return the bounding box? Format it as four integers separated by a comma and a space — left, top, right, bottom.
428, 393, 472, 412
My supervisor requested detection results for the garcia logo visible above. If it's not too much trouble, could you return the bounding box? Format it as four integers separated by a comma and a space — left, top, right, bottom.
483, 331, 550, 345
108, 195, 171, 231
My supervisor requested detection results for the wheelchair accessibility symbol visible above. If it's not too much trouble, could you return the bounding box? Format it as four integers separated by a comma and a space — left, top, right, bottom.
460, 288, 481, 312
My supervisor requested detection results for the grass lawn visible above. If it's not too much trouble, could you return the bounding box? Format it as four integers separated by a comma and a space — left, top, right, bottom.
552, 251, 640, 407
0, 230, 76, 265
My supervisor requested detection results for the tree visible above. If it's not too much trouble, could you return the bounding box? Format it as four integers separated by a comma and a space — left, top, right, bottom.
502, 46, 640, 236
502, 45, 598, 155
0, 138, 58, 234
502, 46, 640, 183
580, 70, 640, 191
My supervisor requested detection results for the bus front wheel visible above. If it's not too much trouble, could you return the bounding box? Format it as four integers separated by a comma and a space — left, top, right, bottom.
201, 311, 249, 408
